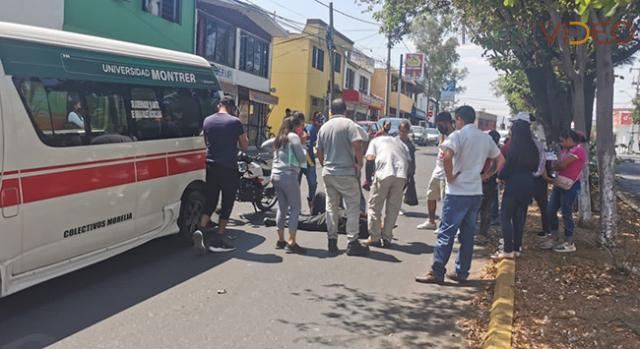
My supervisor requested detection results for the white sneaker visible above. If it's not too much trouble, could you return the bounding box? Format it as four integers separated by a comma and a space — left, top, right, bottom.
192, 230, 206, 253
417, 221, 437, 230
514, 251, 522, 257
553, 242, 576, 253
491, 251, 515, 260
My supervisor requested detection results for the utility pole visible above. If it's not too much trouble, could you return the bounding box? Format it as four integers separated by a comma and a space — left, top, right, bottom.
384, 34, 392, 116
327, 2, 335, 115
631, 67, 640, 152
396, 54, 403, 118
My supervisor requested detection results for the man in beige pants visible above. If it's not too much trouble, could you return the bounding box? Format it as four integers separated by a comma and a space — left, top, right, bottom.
362, 123, 411, 248
317, 99, 369, 256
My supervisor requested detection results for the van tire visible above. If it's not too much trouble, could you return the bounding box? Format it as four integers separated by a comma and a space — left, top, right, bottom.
178, 189, 207, 244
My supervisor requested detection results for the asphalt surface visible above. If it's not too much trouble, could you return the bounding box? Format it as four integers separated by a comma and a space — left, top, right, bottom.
0, 145, 492, 349
617, 156, 640, 204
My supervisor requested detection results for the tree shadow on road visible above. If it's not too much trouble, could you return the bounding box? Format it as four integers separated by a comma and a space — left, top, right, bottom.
279, 283, 480, 348
0, 231, 280, 349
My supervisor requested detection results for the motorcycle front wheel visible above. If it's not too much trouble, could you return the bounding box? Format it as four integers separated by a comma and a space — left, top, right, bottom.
255, 186, 277, 211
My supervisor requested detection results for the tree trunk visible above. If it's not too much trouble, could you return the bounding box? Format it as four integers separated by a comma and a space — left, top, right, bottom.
525, 65, 572, 144
584, 74, 596, 140
594, 16, 618, 247
572, 73, 593, 225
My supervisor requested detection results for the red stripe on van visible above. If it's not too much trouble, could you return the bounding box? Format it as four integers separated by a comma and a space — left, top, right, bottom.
136, 158, 168, 181
168, 152, 206, 175
21, 156, 137, 174
0, 179, 21, 207
21, 163, 136, 203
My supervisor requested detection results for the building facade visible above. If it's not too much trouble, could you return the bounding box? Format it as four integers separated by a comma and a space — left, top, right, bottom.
371, 68, 421, 120
0, 0, 284, 147
195, 0, 285, 146
342, 49, 384, 120
269, 19, 354, 129
613, 108, 636, 152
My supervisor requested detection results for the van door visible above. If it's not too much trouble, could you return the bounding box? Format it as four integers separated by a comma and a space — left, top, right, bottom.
13, 79, 137, 274
0, 73, 24, 279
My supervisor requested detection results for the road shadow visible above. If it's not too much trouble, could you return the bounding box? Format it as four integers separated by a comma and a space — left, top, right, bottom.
389, 242, 433, 255
401, 211, 428, 218
279, 283, 480, 348
0, 231, 280, 349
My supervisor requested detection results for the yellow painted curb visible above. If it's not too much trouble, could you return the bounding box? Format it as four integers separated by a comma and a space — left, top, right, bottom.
483, 259, 515, 349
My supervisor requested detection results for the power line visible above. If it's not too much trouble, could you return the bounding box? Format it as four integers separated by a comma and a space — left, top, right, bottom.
311, 0, 379, 26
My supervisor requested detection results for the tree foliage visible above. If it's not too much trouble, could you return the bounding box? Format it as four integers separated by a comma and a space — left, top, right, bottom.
410, 14, 468, 99
491, 70, 535, 115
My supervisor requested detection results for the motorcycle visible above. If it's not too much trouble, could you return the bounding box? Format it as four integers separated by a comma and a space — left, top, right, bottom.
236, 147, 277, 212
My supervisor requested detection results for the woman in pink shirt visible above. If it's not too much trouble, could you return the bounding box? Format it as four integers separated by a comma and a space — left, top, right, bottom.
539, 129, 587, 253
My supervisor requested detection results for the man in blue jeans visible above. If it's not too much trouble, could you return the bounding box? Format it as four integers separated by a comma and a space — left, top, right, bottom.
416, 106, 505, 284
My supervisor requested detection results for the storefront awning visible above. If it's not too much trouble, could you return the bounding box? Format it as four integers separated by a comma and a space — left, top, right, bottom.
249, 90, 279, 105
343, 89, 384, 110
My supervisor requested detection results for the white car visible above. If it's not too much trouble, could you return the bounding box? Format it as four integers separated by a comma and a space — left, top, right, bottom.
410, 126, 427, 145
424, 128, 440, 145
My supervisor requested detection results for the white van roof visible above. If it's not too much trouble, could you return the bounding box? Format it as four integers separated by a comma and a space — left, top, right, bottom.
0, 21, 210, 68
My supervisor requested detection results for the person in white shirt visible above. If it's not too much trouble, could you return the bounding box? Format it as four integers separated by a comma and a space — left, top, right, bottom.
416, 105, 505, 284
362, 121, 411, 248
417, 111, 455, 230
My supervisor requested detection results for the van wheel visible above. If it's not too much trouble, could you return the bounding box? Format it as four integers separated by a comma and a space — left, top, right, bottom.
178, 190, 207, 244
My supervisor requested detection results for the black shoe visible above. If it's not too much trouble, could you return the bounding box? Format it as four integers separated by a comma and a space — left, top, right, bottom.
346, 241, 369, 256
208, 237, 235, 253
264, 218, 276, 227
276, 240, 287, 249
381, 239, 392, 249
328, 239, 338, 254
286, 243, 307, 255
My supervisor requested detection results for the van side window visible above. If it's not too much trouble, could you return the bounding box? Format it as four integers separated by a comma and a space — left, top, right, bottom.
84, 84, 133, 145
13, 78, 134, 146
195, 89, 218, 118
131, 87, 165, 141
160, 88, 202, 138
14, 77, 217, 145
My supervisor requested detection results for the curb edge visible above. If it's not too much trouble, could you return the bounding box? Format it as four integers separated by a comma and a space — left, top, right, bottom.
483, 259, 516, 349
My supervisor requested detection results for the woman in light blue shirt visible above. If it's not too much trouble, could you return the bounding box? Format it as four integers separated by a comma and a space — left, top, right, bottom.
271, 114, 308, 254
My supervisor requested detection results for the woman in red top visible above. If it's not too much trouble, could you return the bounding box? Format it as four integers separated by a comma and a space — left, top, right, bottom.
539, 129, 587, 253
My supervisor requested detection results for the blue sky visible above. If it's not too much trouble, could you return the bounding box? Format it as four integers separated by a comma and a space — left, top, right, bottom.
249, 0, 638, 117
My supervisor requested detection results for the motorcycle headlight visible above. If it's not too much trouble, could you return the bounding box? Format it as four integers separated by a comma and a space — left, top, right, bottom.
238, 162, 248, 173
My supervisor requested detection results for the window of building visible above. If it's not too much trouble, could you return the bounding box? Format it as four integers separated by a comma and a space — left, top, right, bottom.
333, 53, 341, 73
345, 68, 355, 89
312, 46, 324, 71
359, 76, 369, 94
239, 31, 269, 78
13, 77, 217, 146
196, 13, 235, 68
143, 0, 181, 23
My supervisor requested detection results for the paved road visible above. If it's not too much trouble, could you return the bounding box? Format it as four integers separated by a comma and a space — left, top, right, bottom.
617, 157, 640, 204
0, 145, 491, 349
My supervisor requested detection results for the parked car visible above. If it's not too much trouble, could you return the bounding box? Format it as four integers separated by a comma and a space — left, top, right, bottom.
424, 128, 440, 145
410, 125, 427, 146
357, 121, 380, 140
